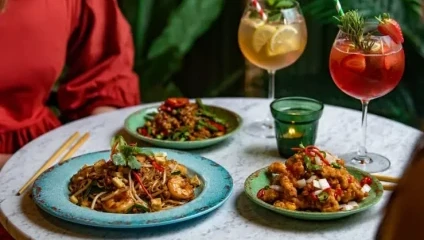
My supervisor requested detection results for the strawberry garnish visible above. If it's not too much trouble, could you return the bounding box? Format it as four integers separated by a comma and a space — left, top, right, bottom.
341, 54, 366, 73
376, 13, 404, 44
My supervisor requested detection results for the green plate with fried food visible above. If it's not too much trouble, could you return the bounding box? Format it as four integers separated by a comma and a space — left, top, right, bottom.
124, 98, 243, 150
244, 145, 384, 220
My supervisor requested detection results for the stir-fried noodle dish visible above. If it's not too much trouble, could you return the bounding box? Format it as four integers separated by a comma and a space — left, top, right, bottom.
69, 136, 202, 213
257, 145, 373, 212
137, 98, 228, 141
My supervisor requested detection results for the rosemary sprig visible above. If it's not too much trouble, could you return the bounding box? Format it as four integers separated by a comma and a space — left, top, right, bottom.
334, 10, 376, 52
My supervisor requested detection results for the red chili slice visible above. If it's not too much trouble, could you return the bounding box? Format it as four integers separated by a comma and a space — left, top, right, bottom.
165, 97, 189, 108
334, 188, 343, 198
137, 127, 148, 136
310, 192, 318, 201
257, 189, 265, 199
209, 121, 226, 132
360, 176, 373, 186
151, 160, 165, 172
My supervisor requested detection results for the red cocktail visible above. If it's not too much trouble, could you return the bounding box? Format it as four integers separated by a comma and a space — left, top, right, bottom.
330, 38, 405, 100
329, 11, 405, 173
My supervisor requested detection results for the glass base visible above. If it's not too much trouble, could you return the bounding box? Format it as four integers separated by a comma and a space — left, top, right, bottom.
243, 118, 275, 138
341, 152, 391, 173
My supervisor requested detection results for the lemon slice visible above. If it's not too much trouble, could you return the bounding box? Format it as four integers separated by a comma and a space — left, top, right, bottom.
252, 24, 277, 52
241, 18, 265, 29
268, 25, 300, 56
370, 42, 382, 53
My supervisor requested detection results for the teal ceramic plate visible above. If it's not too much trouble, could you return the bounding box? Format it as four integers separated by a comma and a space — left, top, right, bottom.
32, 149, 233, 228
244, 166, 383, 220
124, 105, 242, 149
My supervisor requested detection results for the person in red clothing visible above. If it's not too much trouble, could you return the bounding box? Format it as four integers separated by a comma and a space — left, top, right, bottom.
0, 1, 139, 238
0, 0, 140, 170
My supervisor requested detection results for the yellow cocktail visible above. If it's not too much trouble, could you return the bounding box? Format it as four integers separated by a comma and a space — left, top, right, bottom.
238, 0, 307, 138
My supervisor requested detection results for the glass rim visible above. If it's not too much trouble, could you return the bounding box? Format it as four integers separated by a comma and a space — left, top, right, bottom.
247, 0, 300, 11
270, 96, 324, 123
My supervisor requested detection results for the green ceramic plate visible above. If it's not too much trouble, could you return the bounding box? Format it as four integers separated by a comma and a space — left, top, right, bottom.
244, 166, 383, 220
124, 104, 242, 150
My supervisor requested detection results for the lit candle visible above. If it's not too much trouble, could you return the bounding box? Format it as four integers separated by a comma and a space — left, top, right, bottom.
282, 127, 303, 139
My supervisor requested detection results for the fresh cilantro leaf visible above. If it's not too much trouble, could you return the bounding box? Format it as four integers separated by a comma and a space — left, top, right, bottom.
133, 148, 154, 156
111, 135, 127, 148
112, 152, 126, 166
266, 0, 276, 7
127, 155, 142, 169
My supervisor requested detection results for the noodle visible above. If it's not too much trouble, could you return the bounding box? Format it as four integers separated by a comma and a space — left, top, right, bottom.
68, 149, 202, 214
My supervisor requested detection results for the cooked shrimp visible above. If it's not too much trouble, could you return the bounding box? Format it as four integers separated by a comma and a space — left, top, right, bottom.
102, 190, 135, 213
167, 175, 194, 200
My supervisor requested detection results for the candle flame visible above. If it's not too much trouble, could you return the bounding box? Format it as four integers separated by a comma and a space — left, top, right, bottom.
288, 127, 296, 135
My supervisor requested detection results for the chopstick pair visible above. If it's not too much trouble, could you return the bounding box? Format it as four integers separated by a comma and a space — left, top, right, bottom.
372, 174, 399, 191
17, 132, 90, 196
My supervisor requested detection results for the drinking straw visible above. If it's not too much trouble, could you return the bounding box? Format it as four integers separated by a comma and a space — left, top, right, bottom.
333, 0, 345, 16
251, 0, 267, 21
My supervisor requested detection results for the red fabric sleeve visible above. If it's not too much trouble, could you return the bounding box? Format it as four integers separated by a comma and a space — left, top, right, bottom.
58, 0, 140, 120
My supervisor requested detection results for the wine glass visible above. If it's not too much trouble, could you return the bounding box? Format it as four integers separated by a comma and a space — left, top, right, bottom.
329, 20, 405, 172
238, 0, 307, 138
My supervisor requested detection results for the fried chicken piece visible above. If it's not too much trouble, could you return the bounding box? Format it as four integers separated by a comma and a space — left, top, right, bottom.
280, 175, 297, 198
268, 162, 289, 175
261, 189, 280, 203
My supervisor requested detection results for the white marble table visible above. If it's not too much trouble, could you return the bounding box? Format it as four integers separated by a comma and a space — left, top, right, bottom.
0, 98, 422, 240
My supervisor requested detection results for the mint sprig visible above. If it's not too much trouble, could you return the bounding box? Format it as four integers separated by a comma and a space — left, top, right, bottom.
264, 0, 295, 23
110, 135, 153, 170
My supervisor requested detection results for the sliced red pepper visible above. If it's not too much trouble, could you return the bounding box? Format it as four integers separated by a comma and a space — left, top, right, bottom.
132, 171, 153, 199
334, 188, 343, 198
348, 176, 353, 183
159, 104, 172, 112
150, 160, 165, 172
360, 176, 373, 186
304, 146, 330, 166
165, 97, 189, 108
209, 121, 226, 132
137, 127, 148, 136
257, 188, 265, 199
310, 192, 318, 201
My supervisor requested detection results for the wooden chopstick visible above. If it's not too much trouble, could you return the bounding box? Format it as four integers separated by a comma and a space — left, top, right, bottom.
383, 184, 397, 191
59, 132, 90, 163
17, 132, 80, 195
373, 174, 399, 183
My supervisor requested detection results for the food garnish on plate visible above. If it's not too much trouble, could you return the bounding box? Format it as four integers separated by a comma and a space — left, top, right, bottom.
68, 136, 202, 213
136, 98, 228, 141
257, 144, 372, 212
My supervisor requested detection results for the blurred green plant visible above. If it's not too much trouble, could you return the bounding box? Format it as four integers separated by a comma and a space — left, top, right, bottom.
119, 0, 225, 102
116, 0, 423, 126
302, 0, 424, 56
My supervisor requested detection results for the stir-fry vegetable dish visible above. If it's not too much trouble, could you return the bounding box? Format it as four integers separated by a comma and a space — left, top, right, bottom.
68, 136, 202, 213
137, 98, 228, 141
257, 145, 372, 212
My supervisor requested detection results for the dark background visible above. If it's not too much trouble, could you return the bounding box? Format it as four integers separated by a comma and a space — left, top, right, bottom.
64, 0, 424, 128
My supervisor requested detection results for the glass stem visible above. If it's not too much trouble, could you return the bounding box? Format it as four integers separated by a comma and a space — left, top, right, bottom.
357, 100, 369, 157
266, 70, 276, 122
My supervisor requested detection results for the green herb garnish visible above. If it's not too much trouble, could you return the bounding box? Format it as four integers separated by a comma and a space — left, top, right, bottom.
331, 162, 341, 169
334, 10, 376, 52
318, 191, 329, 202
264, 0, 296, 23
110, 135, 153, 170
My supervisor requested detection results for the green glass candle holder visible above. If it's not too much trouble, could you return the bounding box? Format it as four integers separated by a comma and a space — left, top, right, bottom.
270, 97, 324, 158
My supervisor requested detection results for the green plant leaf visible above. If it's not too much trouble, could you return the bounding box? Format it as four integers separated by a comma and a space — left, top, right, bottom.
127, 155, 142, 169
112, 153, 126, 166
139, 0, 225, 93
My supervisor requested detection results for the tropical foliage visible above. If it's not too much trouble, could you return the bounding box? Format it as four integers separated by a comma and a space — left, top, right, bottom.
115, 0, 423, 126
